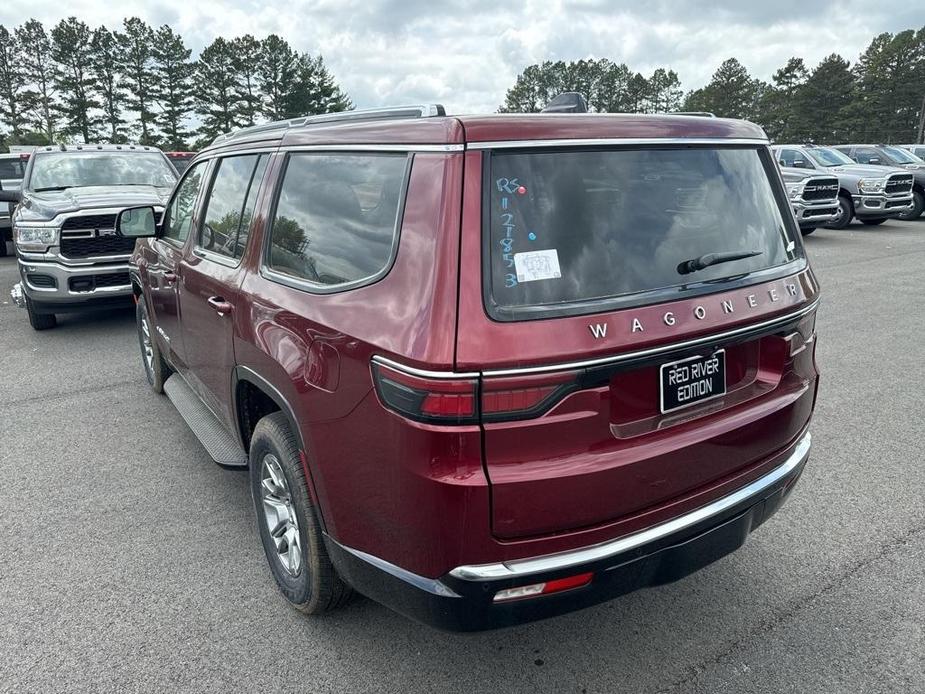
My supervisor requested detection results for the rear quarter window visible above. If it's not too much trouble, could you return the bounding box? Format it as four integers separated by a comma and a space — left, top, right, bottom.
266, 153, 408, 291
485, 146, 800, 320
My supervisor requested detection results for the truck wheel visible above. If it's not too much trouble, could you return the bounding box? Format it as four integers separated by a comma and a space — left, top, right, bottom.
897, 190, 924, 221
800, 227, 816, 236
0, 237, 8, 257
860, 218, 886, 226
250, 411, 351, 614
825, 195, 853, 230
25, 295, 56, 330
136, 299, 169, 393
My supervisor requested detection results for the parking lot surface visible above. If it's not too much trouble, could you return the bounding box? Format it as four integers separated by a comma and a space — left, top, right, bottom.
1, 221, 924, 693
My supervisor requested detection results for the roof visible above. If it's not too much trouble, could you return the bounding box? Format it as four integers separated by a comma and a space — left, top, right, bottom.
200, 105, 767, 155
32, 144, 163, 154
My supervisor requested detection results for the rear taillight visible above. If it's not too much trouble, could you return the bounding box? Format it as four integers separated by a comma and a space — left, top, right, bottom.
786, 311, 817, 357
372, 359, 580, 425
372, 361, 479, 424
481, 370, 578, 421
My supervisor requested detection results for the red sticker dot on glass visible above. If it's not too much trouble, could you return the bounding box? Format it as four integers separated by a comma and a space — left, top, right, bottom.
516, 186, 527, 195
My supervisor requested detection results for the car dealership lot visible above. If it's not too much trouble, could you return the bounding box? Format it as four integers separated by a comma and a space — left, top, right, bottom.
1, 221, 923, 693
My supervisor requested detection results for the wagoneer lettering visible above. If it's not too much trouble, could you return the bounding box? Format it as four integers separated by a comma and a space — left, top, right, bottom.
119, 100, 819, 631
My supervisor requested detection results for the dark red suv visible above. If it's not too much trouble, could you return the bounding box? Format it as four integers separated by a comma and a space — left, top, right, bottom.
118, 105, 819, 630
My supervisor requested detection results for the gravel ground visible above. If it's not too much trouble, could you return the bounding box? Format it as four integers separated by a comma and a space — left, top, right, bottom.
0, 220, 923, 693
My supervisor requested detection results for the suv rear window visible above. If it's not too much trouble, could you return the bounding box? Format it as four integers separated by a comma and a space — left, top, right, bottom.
267, 153, 407, 290
486, 146, 799, 320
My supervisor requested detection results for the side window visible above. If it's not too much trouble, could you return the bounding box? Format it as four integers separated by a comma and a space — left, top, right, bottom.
854, 148, 880, 165
266, 153, 407, 288
778, 149, 797, 167
198, 154, 268, 261
163, 161, 207, 244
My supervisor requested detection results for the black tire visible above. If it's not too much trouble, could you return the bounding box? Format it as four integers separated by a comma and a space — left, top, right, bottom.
0, 236, 8, 257
136, 298, 170, 393
25, 295, 56, 330
800, 226, 816, 236
898, 190, 924, 221
250, 411, 351, 614
860, 218, 887, 226
825, 195, 853, 230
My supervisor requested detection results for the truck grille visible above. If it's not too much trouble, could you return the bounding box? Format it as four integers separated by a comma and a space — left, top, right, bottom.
68, 272, 131, 292
60, 213, 135, 259
801, 177, 839, 202
886, 174, 914, 196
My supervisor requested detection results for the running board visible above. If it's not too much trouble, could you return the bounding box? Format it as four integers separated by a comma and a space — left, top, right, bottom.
164, 375, 248, 468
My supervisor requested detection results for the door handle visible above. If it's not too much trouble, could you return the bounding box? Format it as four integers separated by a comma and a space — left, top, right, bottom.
207, 296, 234, 316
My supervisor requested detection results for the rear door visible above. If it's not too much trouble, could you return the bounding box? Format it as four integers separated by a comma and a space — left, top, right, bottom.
457, 144, 820, 539
147, 160, 209, 367
178, 153, 270, 425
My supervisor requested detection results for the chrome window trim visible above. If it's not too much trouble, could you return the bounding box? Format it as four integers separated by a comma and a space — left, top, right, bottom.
371, 355, 480, 380
481, 300, 819, 377
192, 246, 239, 268
467, 137, 769, 150
450, 431, 812, 581
283, 143, 464, 153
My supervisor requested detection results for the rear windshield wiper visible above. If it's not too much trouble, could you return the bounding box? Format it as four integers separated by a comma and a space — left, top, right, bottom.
677, 250, 763, 275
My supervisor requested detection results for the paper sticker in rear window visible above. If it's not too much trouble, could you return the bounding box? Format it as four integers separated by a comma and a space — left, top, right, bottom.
514, 249, 561, 283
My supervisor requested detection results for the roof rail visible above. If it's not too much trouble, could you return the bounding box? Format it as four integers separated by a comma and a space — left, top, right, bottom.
671, 112, 716, 118
211, 104, 447, 146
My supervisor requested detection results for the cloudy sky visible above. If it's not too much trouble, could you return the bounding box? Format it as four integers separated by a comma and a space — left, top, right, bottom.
1, 0, 922, 114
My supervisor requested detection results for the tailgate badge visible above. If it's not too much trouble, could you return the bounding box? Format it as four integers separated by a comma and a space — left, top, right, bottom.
589, 323, 608, 339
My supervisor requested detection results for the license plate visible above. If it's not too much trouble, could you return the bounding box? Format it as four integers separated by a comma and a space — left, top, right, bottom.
659, 350, 726, 414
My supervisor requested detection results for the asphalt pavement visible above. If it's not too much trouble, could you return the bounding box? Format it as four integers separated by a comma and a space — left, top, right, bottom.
1, 220, 923, 693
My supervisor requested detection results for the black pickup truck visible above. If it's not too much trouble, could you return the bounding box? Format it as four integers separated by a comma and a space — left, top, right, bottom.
0, 145, 177, 329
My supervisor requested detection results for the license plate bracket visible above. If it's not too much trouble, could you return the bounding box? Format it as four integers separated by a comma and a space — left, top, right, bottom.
659, 350, 726, 414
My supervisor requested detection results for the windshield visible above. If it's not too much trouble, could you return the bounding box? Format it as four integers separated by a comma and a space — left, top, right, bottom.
881, 146, 920, 165
0, 158, 26, 180
29, 152, 177, 191
487, 146, 799, 320
806, 147, 855, 167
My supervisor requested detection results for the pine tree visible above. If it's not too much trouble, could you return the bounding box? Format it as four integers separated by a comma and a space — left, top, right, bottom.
626, 73, 649, 113
231, 34, 262, 126
758, 57, 809, 142
0, 26, 27, 137
591, 61, 632, 112
283, 54, 351, 118
90, 26, 127, 142
797, 54, 855, 144
258, 34, 297, 120
646, 68, 683, 112
195, 37, 240, 143
152, 25, 194, 150
118, 17, 157, 145
51, 17, 100, 142
16, 20, 57, 141
682, 58, 762, 120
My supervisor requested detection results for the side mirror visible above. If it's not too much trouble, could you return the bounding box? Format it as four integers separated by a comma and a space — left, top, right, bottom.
868, 157, 881, 165
117, 206, 158, 238
793, 159, 807, 168
0, 188, 21, 203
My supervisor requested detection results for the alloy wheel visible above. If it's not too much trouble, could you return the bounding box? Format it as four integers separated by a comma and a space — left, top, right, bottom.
260, 454, 303, 576
139, 314, 155, 377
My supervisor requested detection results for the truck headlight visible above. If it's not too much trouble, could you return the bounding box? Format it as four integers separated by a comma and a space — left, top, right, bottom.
786, 182, 805, 200
857, 178, 887, 194
14, 225, 59, 251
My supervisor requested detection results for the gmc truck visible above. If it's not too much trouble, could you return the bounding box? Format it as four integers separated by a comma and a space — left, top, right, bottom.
1, 145, 177, 329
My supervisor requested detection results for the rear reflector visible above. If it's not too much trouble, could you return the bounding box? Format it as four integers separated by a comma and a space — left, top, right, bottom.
493, 572, 593, 603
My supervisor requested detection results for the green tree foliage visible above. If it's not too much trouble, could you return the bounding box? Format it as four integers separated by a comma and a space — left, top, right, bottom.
90, 26, 127, 142
682, 58, 765, 120
283, 54, 352, 118
50, 17, 100, 143
195, 38, 240, 144
258, 34, 298, 121
758, 57, 809, 142
796, 54, 856, 144
16, 20, 57, 141
645, 68, 683, 113
118, 17, 158, 145
152, 25, 194, 149
232, 34, 262, 126
0, 26, 27, 137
